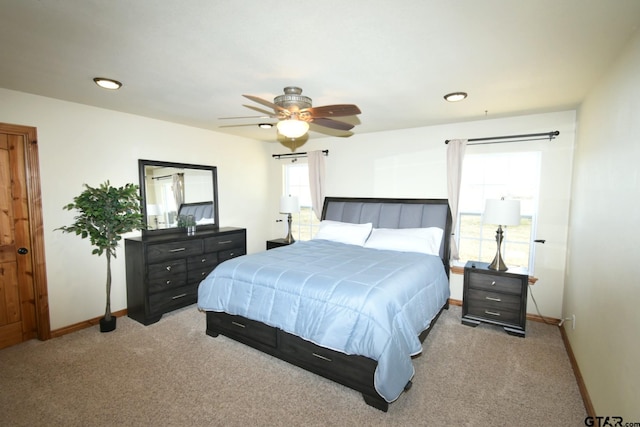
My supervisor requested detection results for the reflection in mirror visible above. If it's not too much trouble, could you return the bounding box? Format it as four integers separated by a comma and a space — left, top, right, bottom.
139, 160, 219, 234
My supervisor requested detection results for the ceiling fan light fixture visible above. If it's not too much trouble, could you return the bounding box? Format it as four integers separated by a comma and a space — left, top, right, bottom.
93, 77, 122, 90
258, 123, 273, 129
444, 92, 467, 102
276, 119, 309, 139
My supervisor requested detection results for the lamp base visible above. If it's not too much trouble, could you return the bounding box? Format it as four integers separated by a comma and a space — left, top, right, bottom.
283, 213, 295, 244
488, 225, 509, 271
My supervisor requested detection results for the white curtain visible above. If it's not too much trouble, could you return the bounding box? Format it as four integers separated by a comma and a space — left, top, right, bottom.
446, 139, 467, 260
172, 173, 185, 210
308, 150, 326, 219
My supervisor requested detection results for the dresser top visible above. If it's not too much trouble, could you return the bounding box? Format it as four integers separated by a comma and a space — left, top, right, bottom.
126, 226, 245, 243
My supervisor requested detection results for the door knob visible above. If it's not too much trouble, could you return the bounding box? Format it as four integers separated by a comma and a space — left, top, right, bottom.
17, 247, 29, 255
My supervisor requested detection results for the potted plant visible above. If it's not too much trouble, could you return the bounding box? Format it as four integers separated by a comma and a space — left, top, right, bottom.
57, 181, 145, 332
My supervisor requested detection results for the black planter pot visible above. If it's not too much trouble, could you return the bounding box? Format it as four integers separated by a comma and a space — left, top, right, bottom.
99, 316, 117, 333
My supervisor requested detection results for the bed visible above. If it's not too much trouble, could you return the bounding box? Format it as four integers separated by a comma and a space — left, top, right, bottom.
197, 197, 452, 411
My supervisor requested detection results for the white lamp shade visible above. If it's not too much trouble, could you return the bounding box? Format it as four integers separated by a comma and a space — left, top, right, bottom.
280, 195, 300, 213
483, 199, 521, 226
146, 204, 161, 215
276, 119, 309, 139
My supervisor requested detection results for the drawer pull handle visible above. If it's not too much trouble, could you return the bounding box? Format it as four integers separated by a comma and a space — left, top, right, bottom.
166, 265, 172, 271
231, 321, 246, 328
169, 247, 186, 253
485, 296, 502, 302
485, 310, 501, 316
166, 280, 171, 285
172, 293, 187, 300
201, 272, 207, 276
490, 281, 496, 286
218, 240, 233, 245
312, 353, 332, 362
201, 258, 207, 263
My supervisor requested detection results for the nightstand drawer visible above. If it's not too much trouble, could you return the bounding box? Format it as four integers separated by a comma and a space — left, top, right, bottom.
466, 289, 521, 312
466, 303, 521, 325
467, 271, 523, 295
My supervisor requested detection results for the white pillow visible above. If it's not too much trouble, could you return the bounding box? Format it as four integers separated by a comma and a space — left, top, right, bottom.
312, 220, 373, 246
363, 227, 443, 256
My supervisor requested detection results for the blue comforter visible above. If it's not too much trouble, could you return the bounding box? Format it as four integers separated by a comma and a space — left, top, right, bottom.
197, 239, 450, 402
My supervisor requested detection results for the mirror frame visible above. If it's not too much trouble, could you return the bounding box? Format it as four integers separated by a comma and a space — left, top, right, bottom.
138, 159, 219, 235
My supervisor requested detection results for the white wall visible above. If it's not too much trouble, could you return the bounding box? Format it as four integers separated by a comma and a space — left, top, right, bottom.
0, 87, 576, 333
565, 30, 640, 418
0, 88, 272, 330
268, 110, 576, 319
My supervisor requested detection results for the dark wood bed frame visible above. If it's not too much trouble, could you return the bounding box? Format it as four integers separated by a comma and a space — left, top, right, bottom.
204, 197, 452, 411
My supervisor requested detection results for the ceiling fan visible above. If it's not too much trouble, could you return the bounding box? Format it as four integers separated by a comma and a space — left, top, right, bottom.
221, 86, 361, 139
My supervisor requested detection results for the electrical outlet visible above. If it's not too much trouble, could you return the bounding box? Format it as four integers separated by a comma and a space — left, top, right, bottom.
572, 314, 576, 330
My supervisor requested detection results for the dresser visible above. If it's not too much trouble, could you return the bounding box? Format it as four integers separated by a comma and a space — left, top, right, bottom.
125, 227, 246, 325
461, 260, 528, 337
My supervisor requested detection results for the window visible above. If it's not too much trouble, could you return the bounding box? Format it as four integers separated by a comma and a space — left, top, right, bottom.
456, 152, 541, 271
283, 162, 321, 241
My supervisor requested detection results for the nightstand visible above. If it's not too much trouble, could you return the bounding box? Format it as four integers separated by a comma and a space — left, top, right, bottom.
266, 238, 293, 250
461, 260, 529, 337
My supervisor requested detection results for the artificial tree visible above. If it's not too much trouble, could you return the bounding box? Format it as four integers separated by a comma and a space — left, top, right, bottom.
57, 181, 145, 332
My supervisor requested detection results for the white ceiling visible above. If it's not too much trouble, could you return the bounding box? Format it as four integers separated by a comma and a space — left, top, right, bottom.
1, 0, 639, 143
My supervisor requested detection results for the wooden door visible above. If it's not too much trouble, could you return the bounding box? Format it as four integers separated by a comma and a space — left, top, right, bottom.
0, 123, 50, 349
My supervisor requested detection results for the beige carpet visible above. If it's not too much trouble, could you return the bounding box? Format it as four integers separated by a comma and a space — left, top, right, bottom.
0, 305, 586, 426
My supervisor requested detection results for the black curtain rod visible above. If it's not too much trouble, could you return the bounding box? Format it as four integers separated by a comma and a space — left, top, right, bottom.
151, 172, 183, 180
444, 130, 559, 145
272, 149, 329, 159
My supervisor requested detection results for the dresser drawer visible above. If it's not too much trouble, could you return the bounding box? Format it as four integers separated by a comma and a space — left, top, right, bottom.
148, 275, 188, 294
187, 253, 218, 270
147, 240, 203, 263
219, 247, 246, 262
467, 271, 523, 295
148, 259, 187, 280
148, 283, 198, 315
208, 312, 277, 348
188, 265, 216, 283
204, 232, 245, 252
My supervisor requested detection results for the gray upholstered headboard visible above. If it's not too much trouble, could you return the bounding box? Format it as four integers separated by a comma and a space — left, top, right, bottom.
321, 197, 452, 274
178, 201, 214, 221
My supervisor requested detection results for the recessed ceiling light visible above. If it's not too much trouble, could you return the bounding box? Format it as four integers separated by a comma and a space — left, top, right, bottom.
444, 92, 467, 102
93, 77, 122, 90
258, 123, 274, 129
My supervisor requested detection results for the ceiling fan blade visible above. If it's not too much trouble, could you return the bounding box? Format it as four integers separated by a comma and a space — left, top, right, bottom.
311, 117, 354, 131
242, 104, 280, 117
304, 104, 361, 118
218, 123, 276, 128
219, 115, 271, 120
243, 94, 290, 116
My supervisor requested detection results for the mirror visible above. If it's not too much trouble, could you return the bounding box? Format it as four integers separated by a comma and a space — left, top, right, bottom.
138, 159, 219, 234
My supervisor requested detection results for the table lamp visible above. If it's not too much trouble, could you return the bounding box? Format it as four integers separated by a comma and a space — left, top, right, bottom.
280, 195, 300, 244
483, 198, 521, 271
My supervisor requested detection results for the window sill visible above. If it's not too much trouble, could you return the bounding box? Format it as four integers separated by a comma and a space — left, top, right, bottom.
450, 264, 538, 284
